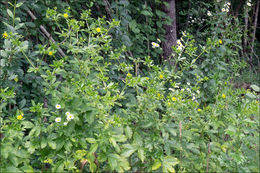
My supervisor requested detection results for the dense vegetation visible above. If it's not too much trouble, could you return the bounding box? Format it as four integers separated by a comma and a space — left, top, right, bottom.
0, 0, 259, 172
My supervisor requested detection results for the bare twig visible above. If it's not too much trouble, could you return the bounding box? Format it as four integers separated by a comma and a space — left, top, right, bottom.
26, 9, 66, 57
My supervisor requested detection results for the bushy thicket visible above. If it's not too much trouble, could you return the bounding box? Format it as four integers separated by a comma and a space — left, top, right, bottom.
0, 0, 259, 172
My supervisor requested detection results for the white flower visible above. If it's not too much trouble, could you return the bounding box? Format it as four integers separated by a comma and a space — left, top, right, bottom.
65, 112, 70, 116
192, 96, 196, 101
207, 11, 212, 16
64, 122, 68, 126
197, 90, 200, 94
55, 117, 61, 122
151, 42, 160, 48
187, 82, 190, 85
55, 104, 61, 109
191, 20, 194, 23
221, 8, 229, 12
67, 113, 74, 121
247, 2, 252, 6
157, 38, 161, 43
176, 39, 184, 51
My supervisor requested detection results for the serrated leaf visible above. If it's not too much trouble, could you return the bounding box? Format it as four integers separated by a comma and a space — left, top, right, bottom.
121, 145, 136, 157
125, 126, 132, 139
113, 135, 127, 142
163, 156, 179, 173
22, 121, 34, 129
152, 159, 162, 170
108, 154, 120, 170
137, 148, 145, 162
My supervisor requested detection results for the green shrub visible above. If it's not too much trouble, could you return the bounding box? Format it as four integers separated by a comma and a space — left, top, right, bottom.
1, 4, 259, 173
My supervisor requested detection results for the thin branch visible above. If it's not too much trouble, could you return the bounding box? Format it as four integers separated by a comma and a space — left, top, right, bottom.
26, 9, 66, 57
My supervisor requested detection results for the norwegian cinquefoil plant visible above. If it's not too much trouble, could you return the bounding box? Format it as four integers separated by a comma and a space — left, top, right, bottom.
1, 6, 259, 173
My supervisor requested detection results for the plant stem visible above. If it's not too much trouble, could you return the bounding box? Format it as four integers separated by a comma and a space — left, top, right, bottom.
12, 0, 17, 27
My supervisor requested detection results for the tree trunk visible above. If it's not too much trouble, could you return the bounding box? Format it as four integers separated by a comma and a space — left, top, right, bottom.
162, 0, 177, 60
249, 0, 259, 65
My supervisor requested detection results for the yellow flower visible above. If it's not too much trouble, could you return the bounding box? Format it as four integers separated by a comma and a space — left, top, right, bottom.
255, 101, 258, 104
17, 115, 23, 120
2, 32, 8, 38
96, 27, 101, 33
167, 102, 171, 105
159, 74, 163, 79
127, 73, 132, 77
222, 94, 226, 99
172, 97, 177, 101
157, 93, 161, 97
198, 108, 202, 112
44, 158, 53, 164
146, 77, 149, 80
219, 39, 223, 44
63, 13, 68, 18
189, 117, 192, 120
48, 51, 53, 56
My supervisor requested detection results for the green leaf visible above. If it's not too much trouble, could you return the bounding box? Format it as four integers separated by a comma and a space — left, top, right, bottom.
108, 154, 120, 170
152, 159, 162, 171
245, 93, 256, 99
141, 10, 153, 16
137, 148, 145, 162
125, 126, 133, 139
48, 141, 56, 150
89, 143, 98, 153
250, 85, 260, 92
21, 165, 34, 173
7, 9, 14, 18
19, 99, 26, 108
16, 2, 23, 7
25, 22, 36, 28
3, 166, 22, 173
56, 162, 64, 172
86, 138, 96, 143
163, 156, 179, 173
41, 137, 47, 149
133, 133, 143, 146
113, 135, 127, 142
167, 127, 177, 136
22, 121, 34, 129
9, 154, 19, 167
121, 144, 136, 157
